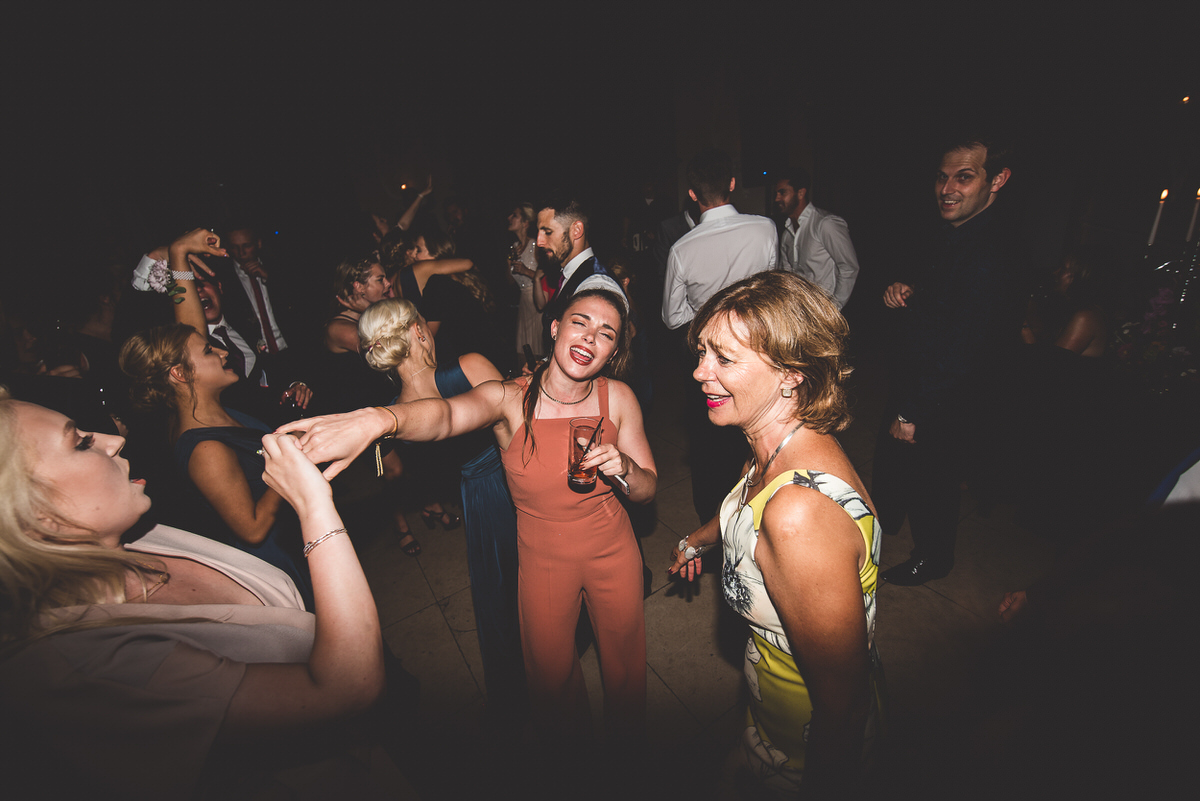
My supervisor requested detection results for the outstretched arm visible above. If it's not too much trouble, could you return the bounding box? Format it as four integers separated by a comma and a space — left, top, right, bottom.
278, 380, 509, 478
395, 175, 432, 232
218, 433, 382, 738
414, 257, 474, 280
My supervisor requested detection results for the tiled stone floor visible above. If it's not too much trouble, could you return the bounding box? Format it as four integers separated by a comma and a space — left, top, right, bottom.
326, 355, 1057, 798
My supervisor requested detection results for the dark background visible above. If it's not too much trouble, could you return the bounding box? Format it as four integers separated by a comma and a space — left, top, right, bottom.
6, 6, 1197, 308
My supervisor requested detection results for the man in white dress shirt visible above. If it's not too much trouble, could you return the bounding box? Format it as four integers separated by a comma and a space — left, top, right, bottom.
661, 149, 777, 331
224, 225, 289, 355
662, 149, 776, 523
773, 167, 860, 309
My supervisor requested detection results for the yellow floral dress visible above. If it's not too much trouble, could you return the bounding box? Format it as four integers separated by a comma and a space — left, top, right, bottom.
720, 468, 885, 793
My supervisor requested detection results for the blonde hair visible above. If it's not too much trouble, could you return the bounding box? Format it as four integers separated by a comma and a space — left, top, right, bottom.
0, 390, 162, 650
688, 271, 853, 434
119, 323, 195, 415
359, 298, 422, 373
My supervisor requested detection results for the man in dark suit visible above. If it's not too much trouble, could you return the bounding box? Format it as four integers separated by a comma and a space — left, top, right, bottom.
537, 197, 626, 350
193, 272, 311, 426
874, 134, 1028, 586
214, 225, 308, 358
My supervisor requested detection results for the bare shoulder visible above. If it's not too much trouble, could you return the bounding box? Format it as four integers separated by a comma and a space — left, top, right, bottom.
605, 377, 639, 409
759, 480, 863, 560
325, 318, 359, 352
604, 378, 645, 430
495, 376, 529, 415
187, 438, 243, 479
459, 352, 503, 384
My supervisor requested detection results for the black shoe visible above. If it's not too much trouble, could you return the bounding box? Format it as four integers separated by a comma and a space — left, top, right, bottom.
882, 557, 952, 586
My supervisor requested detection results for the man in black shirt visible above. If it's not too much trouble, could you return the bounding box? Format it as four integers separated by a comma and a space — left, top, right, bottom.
875, 136, 1028, 585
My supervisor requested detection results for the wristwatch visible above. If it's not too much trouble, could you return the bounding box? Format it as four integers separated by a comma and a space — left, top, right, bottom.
677, 537, 710, 561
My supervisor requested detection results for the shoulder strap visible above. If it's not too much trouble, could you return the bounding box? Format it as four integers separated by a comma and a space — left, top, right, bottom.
597, 376, 610, 420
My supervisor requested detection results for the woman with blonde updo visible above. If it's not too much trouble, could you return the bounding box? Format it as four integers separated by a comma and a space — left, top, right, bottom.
120, 231, 311, 603
316, 256, 456, 555
359, 298, 526, 723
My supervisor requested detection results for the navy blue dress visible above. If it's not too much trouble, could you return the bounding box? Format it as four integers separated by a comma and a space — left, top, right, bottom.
434, 361, 526, 720
174, 408, 313, 609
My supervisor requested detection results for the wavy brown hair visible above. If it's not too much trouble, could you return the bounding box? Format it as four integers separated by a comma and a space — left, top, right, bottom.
118, 323, 197, 430
688, 271, 853, 434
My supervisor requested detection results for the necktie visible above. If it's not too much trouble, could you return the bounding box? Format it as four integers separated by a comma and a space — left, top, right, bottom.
212, 326, 246, 378
781, 220, 798, 272
246, 275, 279, 354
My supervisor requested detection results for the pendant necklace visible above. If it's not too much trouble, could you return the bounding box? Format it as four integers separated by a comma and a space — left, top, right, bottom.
739, 421, 805, 510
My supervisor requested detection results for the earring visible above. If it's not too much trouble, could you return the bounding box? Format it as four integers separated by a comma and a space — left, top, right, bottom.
781, 386, 794, 398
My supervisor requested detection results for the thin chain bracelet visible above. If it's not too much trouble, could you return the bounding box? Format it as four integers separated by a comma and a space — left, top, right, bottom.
303, 527, 347, 557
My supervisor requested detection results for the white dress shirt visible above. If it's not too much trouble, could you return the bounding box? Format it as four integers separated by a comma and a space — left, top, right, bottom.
561, 247, 627, 307
779, 204, 860, 309
233, 261, 288, 351
661, 204, 778, 329
208, 315, 258, 379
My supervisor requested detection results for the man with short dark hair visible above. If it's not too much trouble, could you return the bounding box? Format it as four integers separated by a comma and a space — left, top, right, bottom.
222, 225, 292, 357
663, 149, 777, 524
193, 272, 311, 425
875, 135, 1028, 586
537, 197, 625, 349
662, 149, 777, 331
773, 167, 860, 309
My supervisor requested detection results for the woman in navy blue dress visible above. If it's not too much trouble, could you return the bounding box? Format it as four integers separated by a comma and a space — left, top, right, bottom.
359, 298, 526, 723
119, 230, 312, 605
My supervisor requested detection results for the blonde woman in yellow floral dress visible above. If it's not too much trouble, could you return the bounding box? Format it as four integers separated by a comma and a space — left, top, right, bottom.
668, 271, 884, 797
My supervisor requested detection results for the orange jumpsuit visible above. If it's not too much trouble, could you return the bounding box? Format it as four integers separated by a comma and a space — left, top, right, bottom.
500, 377, 646, 740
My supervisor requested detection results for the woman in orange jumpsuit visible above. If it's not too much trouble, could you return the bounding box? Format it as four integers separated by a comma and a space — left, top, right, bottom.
283, 288, 657, 743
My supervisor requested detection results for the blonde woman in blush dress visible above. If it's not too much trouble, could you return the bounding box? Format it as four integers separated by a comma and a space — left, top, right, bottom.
506, 202, 544, 362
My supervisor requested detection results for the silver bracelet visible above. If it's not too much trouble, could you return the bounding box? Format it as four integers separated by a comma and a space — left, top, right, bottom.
172, 270, 195, 282
303, 527, 347, 557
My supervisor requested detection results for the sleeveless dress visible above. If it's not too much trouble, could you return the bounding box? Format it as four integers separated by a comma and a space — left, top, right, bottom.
511, 240, 543, 358
433, 362, 526, 719
174, 408, 313, 609
500, 376, 645, 740
720, 468, 884, 793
